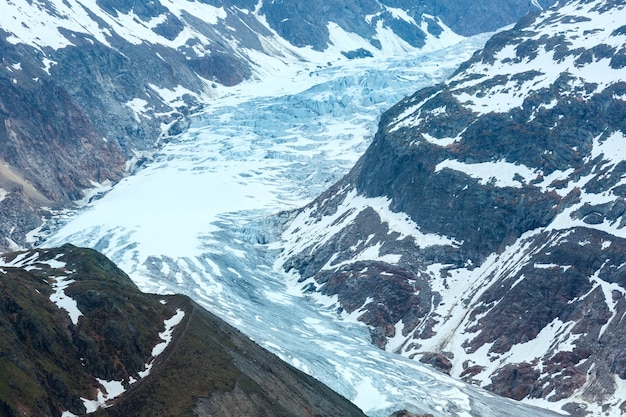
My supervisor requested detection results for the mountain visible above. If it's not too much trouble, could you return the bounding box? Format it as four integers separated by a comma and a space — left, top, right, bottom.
0, 244, 368, 417
0, 0, 553, 252
276, 0, 626, 415
38, 38, 569, 417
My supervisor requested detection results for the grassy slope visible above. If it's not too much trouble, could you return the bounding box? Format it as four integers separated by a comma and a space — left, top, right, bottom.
0, 245, 366, 417
97, 294, 367, 417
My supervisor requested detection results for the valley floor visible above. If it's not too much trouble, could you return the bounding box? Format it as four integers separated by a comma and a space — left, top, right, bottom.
41, 36, 560, 417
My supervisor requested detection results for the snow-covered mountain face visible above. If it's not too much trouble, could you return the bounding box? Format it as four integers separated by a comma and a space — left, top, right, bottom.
278, 0, 626, 415
0, 0, 549, 251
40, 37, 565, 417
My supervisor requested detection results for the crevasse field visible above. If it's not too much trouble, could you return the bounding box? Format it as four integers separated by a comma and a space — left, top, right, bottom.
41, 35, 560, 417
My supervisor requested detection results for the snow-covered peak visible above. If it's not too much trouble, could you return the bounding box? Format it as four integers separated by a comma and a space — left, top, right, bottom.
0, 0, 463, 76
440, 0, 626, 116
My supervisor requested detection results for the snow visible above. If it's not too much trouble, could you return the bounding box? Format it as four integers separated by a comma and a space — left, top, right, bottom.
525, 365, 626, 417
388, 90, 442, 132
320, 241, 402, 271
588, 264, 624, 339
160, 1, 227, 26
279, 189, 460, 267
0, 245, 184, 414
148, 83, 203, 108
46, 39, 484, 268
443, 1, 626, 116
41, 58, 57, 75
0, 250, 84, 325
534, 263, 571, 271
351, 375, 393, 412
546, 156, 626, 239
26, 1, 626, 415
1, 250, 40, 267
590, 131, 626, 163
413, 228, 553, 366
435, 158, 538, 188
0, 0, 223, 51
125, 98, 151, 122
383, 7, 417, 25
327, 23, 377, 55
49, 276, 83, 325
97, 379, 126, 400
1, 0, 81, 50
151, 308, 185, 356
137, 308, 185, 381
81, 378, 127, 413
508, 318, 580, 369
38, 32, 560, 416
531, 0, 544, 10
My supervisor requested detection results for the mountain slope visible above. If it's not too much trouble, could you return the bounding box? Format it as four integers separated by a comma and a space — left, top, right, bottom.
0, 0, 553, 251
0, 245, 366, 417
276, 0, 626, 415
37, 37, 569, 417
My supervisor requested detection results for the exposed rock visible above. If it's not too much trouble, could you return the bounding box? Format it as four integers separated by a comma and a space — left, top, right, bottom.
419, 352, 453, 375
0, 245, 367, 417
486, 363, 541, 401
390, 410, 435, 417
276, 0, 626, 413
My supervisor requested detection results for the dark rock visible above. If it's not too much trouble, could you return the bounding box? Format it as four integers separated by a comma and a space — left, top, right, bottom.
487, 363, 540, 401
188, 53, 252, 86
342, 48, 375, 59
152, 15, 186, 40
0, 0, 564, 250
419, 352, 452, 374
277, 1, 626, 411
390, 410, 434, 417
460, 365, 486, 381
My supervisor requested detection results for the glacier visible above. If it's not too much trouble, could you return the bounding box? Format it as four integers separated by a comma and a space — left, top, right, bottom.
41, 35, 561, 417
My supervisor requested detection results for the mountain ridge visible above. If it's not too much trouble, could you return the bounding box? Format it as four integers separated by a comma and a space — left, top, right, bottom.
0, 244, 368, 417
275, 0, 626, 415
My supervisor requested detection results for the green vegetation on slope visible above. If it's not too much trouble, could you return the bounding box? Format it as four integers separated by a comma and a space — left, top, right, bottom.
0, 245, 366, 417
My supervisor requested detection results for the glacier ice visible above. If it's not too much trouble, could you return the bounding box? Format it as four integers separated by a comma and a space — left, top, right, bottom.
42, 36, 561, 417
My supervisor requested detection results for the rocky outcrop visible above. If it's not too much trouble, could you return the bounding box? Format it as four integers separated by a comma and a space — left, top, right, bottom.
0, 244, 366, 417
277, 0, 626, 414
260, 0, 554, 49
390, 411, 434, 417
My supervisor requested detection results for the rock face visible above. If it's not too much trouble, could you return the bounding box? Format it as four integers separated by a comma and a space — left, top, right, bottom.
0, 244, 366, 417
277, 0, 626, 414
260, 0, 553, 50
0, 0, 551, 251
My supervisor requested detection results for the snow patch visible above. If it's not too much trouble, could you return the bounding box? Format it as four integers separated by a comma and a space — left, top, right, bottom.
81, 378, 126, 413
137, 309, 185, 379
278, 188, 459, 268
590, 131, 626, 164
49, 276, 83, 325
383, 7, 417, 26
435, 158, 538, 188
40, 34, 556, 417
125, 98, 151, 122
